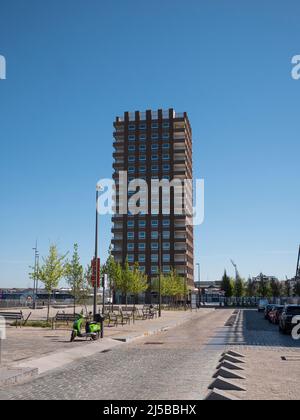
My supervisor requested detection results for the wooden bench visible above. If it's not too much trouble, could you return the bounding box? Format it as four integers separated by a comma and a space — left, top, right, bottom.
0, 311, 31, 327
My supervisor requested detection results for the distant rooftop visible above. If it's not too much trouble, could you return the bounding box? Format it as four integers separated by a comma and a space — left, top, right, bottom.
116, 108, 186, 122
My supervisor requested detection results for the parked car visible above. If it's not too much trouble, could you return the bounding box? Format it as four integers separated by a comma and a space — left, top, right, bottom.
279, 305, 300, 334
264, 304, 276, 320
269, 305, 284, 324
258, 299, 269, 312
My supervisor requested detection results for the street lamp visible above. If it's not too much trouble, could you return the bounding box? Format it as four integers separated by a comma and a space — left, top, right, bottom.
158, 233, 162, 317
93, 183, 103, 319
32, 242, 39, 310
196, 263, 201, 308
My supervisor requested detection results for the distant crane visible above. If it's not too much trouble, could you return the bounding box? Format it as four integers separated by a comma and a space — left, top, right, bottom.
295, 245, 300, 280
230, 260, 239, 281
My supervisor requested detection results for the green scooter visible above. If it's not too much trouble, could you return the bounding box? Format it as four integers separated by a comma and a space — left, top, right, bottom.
70, 313, 103, 342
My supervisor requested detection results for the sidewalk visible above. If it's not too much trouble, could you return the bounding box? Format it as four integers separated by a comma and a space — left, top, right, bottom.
0, 309, 214, 384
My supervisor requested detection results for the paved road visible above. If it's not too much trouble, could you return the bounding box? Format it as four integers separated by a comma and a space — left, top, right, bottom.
0, 309, 233, 400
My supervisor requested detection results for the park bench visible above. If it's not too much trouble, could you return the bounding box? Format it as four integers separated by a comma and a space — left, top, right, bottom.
142, 305, 157, 320
52, 312, 77, 329
0, 311, 31, 327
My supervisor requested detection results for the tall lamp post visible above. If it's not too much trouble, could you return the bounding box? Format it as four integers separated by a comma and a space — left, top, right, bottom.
196, 263, 201, 307
93, 183, 103, 319
32, 242, 39, 310
158, 233, 162, 317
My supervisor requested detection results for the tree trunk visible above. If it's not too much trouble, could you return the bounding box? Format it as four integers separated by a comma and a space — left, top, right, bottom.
47, 292, 51, 322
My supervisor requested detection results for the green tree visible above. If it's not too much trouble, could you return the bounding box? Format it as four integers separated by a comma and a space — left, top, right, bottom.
221, 271, 234, 298
294, 280, 300, 297
114, 259, 132, 305
257, 273, 271, 298
65, 244, 84, 314
270, 278, 282, 298
129, 262, 148, 306
39, 245, 67, 321
234, 277, 245, 298
284, 280, 292, 297
246, 278, 257, 297
103, 246, 118, 303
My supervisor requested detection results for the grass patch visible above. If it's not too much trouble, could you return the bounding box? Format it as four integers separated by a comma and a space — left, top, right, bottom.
12, 320, 52, 328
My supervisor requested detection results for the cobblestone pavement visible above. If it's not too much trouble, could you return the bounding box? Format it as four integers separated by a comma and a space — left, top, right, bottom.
226, 309, 300, 350
0, 309, 233, 400
225, 310, 300, 400
2, 310, 204, 366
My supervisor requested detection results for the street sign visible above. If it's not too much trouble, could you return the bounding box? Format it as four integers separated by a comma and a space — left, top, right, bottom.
91, 258, 101, 288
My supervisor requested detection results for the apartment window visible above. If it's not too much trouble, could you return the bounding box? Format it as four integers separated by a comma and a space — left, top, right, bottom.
162, 122, 170, 128
151, 144, 159, 151
139, 145, 146, 152
151, 266, 159, 274
163, 266, 171, 273
128, 166, 135, 174
127, 232, 134, 240
139, 231, 146, 240
128, 145, 135, 152
127, 221, 134, 228
128, 125, 136, 131
139, 254, 146, 263
128, 156, 135, 162
163, 164, 170, 172
128, 255, 134, 263
151, 243, 159, 251
162, 143, 170, 149
151, 123, 159, 129
138, 243, 146, 251
162, 133, 170, 139
162, 175, 170, 180
151, 220, 159, 227
151, 155, 159, 161
163, 254, 170, 263
139, 155, 146, 161
139, 220, 146, 228
163, 242, 170, 250
162, 154, 170, 160
162, 219, 170, 227
151, 254, 159, 263
151, 133, 159, 140
151, 231, 159, 240
127, 243, 134, 251
139, 166, 146, 173
163, 231, 170, 239
151, 165, 159, 172
139, 266, 146, 273
128, 135, 136, 141
139, 124, 147, 130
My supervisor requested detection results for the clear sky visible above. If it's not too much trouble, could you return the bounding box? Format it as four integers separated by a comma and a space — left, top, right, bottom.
0, 0, 299, 288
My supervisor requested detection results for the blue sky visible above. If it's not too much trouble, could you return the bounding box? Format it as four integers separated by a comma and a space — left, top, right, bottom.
0, 0, 299, 287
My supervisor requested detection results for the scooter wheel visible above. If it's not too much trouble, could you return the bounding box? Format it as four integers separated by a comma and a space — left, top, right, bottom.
91, 334, 98, 341
70, 331, 76, 342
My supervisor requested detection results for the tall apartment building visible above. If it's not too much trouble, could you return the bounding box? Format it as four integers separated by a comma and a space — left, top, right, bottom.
111, 108, 194, 292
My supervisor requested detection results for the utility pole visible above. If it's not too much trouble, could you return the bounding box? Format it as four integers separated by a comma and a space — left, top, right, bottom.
196, 263, 201, 307
32, 242, 39, 310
